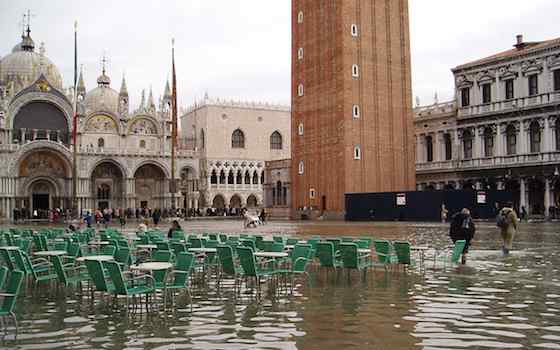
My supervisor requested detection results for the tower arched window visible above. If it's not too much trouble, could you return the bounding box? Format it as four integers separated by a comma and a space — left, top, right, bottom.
232, 129, 245, 148
298, 161, 304, 175
298, 47, 304, 60
97, 138, 105, 148
352, 105, 360, 118
351, 24, 359, 37
298, 84, 304, 97
529, 121, 541, 153
297, 11, 304, 24
270, 131, 283, 150
506, 124, 517, 155
354, 145, 362, 160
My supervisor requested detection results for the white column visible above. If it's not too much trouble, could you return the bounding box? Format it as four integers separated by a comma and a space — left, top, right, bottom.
519, 123, 526, 154
520, 177, 527, 212
545, 178, 551, 218
473, 129, 480, 159
416, 135, 424, 163
543, 118, 551, 153
433, 133, 440, 161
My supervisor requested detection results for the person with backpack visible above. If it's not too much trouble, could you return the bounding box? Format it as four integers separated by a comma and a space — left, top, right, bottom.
497, 202, 518, 256
449, 208, 475, 264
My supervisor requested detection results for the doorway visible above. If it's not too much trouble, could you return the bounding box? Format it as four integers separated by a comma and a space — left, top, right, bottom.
321, 195, 327, 212
32, 194, 49, 219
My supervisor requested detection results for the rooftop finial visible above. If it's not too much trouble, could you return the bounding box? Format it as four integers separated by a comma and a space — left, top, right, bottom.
101, 51, 108, 75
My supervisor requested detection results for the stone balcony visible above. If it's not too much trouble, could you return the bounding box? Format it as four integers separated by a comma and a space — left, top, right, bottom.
208, 184, 263, 191
458, 92, 560, 118
417, 151, 560, 173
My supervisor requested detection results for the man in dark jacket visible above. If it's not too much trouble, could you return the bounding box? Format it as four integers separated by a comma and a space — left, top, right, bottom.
449, 208, 476, 264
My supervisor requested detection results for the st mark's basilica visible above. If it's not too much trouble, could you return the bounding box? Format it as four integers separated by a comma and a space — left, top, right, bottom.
0, 26, 200, 220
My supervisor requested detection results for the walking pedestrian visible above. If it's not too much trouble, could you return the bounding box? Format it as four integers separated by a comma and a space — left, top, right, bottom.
449, 208, 475, 264
441, 204, 448, 223
497, 202, 518, 256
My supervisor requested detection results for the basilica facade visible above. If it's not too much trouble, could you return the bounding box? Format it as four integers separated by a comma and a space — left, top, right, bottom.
0, 27, 198, 220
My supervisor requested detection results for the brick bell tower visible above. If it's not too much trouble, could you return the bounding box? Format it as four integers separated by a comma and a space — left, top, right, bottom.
291, 0, 416, 219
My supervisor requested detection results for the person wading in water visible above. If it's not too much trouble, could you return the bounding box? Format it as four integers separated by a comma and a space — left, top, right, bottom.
449, 208, 476, 264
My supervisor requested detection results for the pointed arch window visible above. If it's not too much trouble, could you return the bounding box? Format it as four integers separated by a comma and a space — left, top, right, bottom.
252, 171, 258, 185
219, 170, 226, 184
244, 170, 251, 184
227, 170, 234, 185
210, 169, 218, 184
232, 129, 245, 148
270, 131, 283, 150
260, 171, 264, 184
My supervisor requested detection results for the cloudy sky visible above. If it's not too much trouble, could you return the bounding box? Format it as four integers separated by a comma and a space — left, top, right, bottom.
0, 0, 558, 109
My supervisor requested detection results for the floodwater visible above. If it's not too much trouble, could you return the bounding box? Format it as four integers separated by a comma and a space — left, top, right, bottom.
2, 220, 560, 349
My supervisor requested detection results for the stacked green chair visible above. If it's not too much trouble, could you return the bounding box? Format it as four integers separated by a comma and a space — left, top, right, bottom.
0, 270, 25, 335
115, 248, 131, 268
19, 251, 57, 284
374, 240, 397, 267
0, 249, 15, 271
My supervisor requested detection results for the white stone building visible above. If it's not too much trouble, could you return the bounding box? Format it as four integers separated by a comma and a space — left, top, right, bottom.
181, 98, 290, 213
0, 26, 198, 219
415, 35, 560, 218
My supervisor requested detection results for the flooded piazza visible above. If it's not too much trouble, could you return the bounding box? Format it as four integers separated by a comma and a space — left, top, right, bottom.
1, 219, 559, 350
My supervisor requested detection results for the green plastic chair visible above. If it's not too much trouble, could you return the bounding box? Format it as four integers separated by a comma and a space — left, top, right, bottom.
166, 252, 194, 307
22, 252, 57, 284
261, 240, 274, 252
105, 261, 155, 311
437, 240, 467, 269
339, 243, 372, 274
326, 239, 342, 255
0, 270, 25, 335
237, 246, 277, 296
374, 240, 397, 265
272, 242, 285, 253
219, 234, 228, 243
315, 242, 342, 269
115, 248, 131, 267
85, 259, 114, 294
100, 245, 116, 257
393, 241, 412, 268
52, 256, 90, 288
241, 239, 256, 251
216, 245, 242, 292
0, 249, 15, 270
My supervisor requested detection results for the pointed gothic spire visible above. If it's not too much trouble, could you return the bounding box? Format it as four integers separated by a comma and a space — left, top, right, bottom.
139, 89, 146, 110
163, 79, 171, 99
119, 73, 128, 96
148, 86, 155, 106
77, 65, 86, 95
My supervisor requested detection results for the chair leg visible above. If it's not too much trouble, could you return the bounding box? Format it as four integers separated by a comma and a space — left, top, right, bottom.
12, 312, 17, 339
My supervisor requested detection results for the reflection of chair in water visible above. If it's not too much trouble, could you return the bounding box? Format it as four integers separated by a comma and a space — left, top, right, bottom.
436, 240, 466, 270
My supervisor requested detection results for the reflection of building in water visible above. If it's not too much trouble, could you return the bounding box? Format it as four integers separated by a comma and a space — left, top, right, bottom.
415, 35, 560, 218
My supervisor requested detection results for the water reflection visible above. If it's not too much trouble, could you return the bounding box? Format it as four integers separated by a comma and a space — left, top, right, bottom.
2, 221, 560, 349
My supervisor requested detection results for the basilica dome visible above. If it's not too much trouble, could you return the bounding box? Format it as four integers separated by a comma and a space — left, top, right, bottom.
0, 33, 63, 90
83, 72, 119, 114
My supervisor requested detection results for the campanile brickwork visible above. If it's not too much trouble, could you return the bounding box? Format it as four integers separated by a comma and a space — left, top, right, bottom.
291, 0, 416, 217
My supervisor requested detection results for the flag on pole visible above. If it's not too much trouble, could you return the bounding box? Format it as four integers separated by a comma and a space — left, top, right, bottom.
72, 20, 78, 146
171, 38, 178, 148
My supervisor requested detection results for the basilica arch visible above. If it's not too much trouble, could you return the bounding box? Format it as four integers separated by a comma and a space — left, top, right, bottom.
16, 148, 71, 216
134, 163, 167, 209
90, 160, 125, 210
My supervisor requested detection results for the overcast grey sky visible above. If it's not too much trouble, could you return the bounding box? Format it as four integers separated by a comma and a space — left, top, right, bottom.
0, 0, 558, 109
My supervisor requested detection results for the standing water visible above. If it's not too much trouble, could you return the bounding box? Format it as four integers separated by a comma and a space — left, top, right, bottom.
2, 221, 560, 349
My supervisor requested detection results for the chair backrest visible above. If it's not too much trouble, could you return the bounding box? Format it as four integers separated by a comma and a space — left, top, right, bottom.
326, 239, 341, 253
105, 261, 127, 294
156, 242, 170, 251
261, 240, 274, 252
54, 241, 68, 251
286, 238, 298, 246
115, 248, 131, 265
374, 240, 392, 263
217, 245, 236, 276
316, 242, 336, 268
219, 234, 228, 243
175, 252, 195, 272
341, 237, 354, 242
173, 254, 194, 286
236, 246, 257, 276
189, 238, 203, 248
1, 270, 24, 313
39, 235, 49, 251
273, 236, 284, 244
241, 239, 256, 251
23, 253, 41, 279
171, 243, 187, 256
0, 249, 14, 270
451, 240, 466, 263
117, 239, 129, 249
52, 256, 68, 285
67, 242, 82, 257
292, 244, 312, 265
393, 241, 411, 265
272, 242, 284, 253
85, 259, 110, 292
339, 243, 359, 269
18, 239, 31, 253
172, 230, 186, 241
204, 240, 219, 248
208, 234, 218, 241
354, 240, 369, 249
11, 250, 30, 274
0, 266, 8, 289
153, 250, 172, 262
101, 245, 116, 257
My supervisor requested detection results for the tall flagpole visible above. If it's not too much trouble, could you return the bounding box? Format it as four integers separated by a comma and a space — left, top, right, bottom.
71, 20, 79, 218
170, 38, 178, 213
